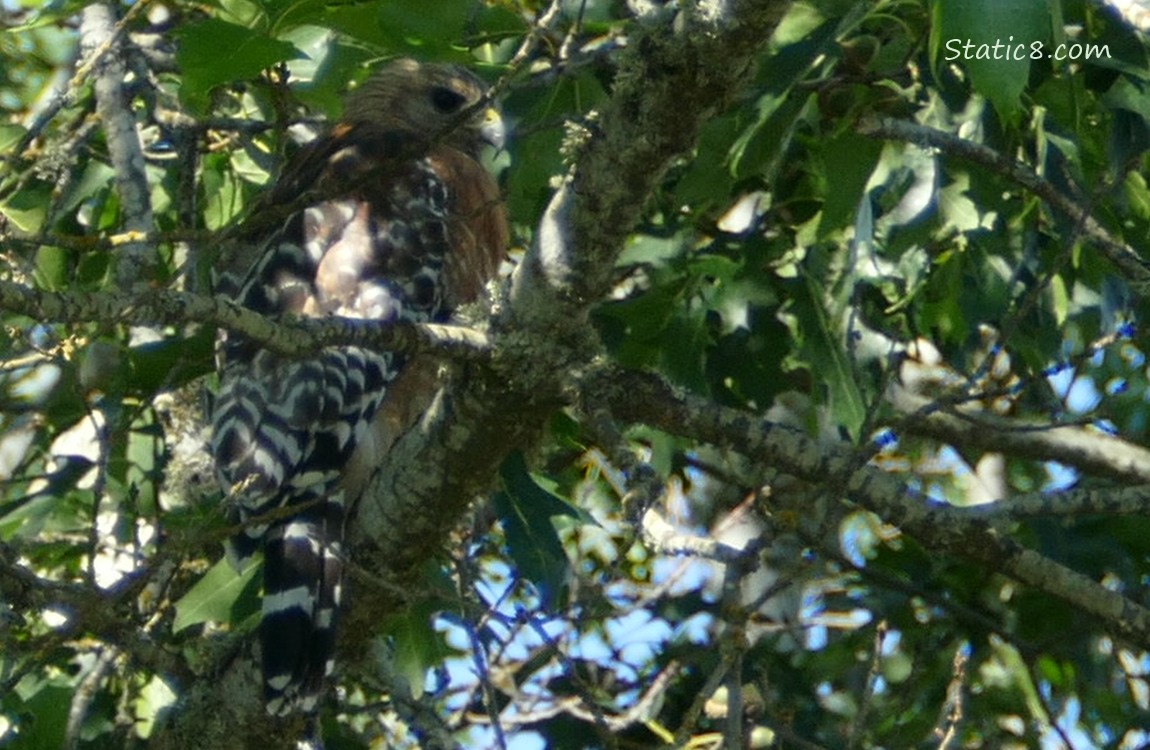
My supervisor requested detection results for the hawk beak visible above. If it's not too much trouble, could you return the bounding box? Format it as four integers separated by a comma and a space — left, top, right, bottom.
479, 106, 506, 151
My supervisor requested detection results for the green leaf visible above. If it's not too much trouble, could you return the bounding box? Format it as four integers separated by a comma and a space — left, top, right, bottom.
230, 143, 273, 186
817, 133, 883, 238
0, 123, 26, 152
504, 69, 607, 223
382, 600, 453, 700
728, 13, 842, 179
935, 0, 1050, 121
1, 184, 50, 233
729, 92, 809, 180
1124, 171, 1150, 222
124, 413, 163, 515
128, 328, 215, 396
57, 160, 114, 217
12, 674, 74, 749
173, 557, 260, 634
174, 19, 299, 114
216, 0, 264, 27
0, 470, 90, 539
658, 303, 712, 393
937, 172, 984, 233
278, 0, 483, 55
201, 152, 247, 230
33, 245, 68, 289
674, 115, 739, 209
134, 675, 178, 739
617, 233, 687, 268
3, 0, 87, 31
1102, 76, 1150, 123
494, 452, 591, 609
373, 1, 480, 54
784, 276, 867, 439
1051, 273, 1069, 326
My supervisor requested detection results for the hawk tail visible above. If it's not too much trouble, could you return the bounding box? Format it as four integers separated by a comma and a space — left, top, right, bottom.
259, 497, 345, 717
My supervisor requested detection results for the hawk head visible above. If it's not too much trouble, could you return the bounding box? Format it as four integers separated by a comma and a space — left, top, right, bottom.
343, 58, 505, 155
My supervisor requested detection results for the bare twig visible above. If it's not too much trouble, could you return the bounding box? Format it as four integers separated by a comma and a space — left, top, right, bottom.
674, 647, 735, 745
452, 550, 510, 750
0, 540, 185, 680
850, 622, 888, 749
934, 647, 967, 750
722, 634, 746, 750
64, 647, 120, 750
582, 394, 750, 562
465, 661, 680, 734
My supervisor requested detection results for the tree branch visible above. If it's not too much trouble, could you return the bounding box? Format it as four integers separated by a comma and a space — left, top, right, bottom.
890, 389, 1150, 485
510, 0, 793, 322
0, 281, 490, 361
957, 482, 1150, 524
79, 3, 157, 286
13, 1, 152, 159
596, 366, 1150, 650
0, 541, 186, 681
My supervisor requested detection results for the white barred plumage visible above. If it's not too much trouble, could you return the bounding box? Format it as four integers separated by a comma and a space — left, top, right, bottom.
210, 59, 508, 718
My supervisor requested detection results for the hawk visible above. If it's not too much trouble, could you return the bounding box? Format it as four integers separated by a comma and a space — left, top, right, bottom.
210, 58, 508, 717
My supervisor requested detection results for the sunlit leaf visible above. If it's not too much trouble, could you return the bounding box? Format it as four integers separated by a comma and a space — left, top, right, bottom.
173, 557, 260, 634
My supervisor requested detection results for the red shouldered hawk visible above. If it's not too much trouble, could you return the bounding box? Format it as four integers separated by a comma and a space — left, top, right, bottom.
210, 59, 508, 718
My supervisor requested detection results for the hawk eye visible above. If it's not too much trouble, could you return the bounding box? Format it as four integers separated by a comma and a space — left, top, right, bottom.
430, 86, 467, 113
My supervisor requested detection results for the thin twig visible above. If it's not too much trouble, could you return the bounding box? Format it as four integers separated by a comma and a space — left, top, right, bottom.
15, 0, 154, 158
580, 392, 748, 563
673, 647, 735, 746
453, 549, 510, 750
934, 647, 967, 750
64, 646, 119, 750
849, 621, 888, 749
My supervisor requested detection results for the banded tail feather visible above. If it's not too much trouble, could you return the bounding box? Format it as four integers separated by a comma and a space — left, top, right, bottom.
259, 504, 344, 716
